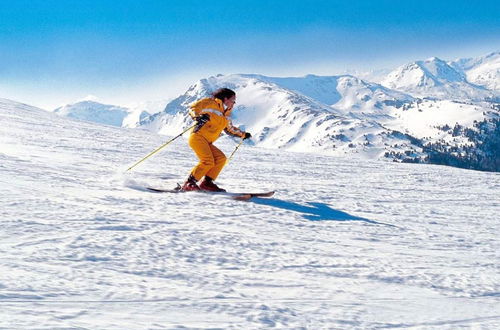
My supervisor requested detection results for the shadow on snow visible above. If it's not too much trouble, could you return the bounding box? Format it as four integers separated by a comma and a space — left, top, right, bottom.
251, 198, 397, 227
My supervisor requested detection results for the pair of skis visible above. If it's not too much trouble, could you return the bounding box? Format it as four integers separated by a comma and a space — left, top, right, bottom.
146, 185, 275, 201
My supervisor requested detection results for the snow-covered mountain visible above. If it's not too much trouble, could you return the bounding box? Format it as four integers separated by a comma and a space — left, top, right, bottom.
450, 52, 500, 92
54, 100, 135, 127
244, 74, 414, 110
139, 74, 423, 158
341, 68, 392, 84
54, 99, 168, 128
2, 96, 499, 328
38, 52, 500, 172
139, 70, 499, 171
123, 99, 170, 128
381, 57, 495, 101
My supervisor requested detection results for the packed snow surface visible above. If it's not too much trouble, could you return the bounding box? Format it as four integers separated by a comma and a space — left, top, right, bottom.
1, 98, 499, 328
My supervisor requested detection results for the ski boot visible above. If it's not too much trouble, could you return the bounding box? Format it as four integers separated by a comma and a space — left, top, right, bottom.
199, 176, 226, 192
181, 174, 201, 191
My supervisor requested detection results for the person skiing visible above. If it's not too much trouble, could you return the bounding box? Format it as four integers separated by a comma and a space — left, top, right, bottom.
182, 88, 251, 192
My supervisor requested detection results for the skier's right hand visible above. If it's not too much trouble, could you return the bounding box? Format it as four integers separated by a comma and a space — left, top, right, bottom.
196, 113, 210, 124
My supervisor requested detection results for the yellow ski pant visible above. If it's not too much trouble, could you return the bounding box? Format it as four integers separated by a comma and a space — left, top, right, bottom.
188, 133, 227, 181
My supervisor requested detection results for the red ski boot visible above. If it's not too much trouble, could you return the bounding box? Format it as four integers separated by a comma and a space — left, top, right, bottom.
199, 176, 226, 192
181, 175, 201, 191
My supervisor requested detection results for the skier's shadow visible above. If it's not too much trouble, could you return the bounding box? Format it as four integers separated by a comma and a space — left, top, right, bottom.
251, 198, 395, 227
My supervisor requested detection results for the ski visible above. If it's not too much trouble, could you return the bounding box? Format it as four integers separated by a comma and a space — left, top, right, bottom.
146, 183, 183, 193
146, 187, 182, 193
145, 186, 274, 200
227, 191, 275, 201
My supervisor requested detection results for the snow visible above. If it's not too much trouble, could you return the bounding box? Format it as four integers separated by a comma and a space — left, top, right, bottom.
53, 99, 168, 128
54, 100, 130, 127
1, 98, 499, 328
248, 74, 413, 112
382, 57, 496, 101
451, 52, 500, 92
48, 51, 499, 166
137, 72, 498, 167
123, 99, 170, 128
139, 74, 410, 156
386, 100, 485, 138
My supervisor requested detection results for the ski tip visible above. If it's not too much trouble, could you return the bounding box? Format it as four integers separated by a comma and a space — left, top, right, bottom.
232, 194, 253, 201
145, 183, 183, 193
231, 191, 275, 201
146, 187, 182, 193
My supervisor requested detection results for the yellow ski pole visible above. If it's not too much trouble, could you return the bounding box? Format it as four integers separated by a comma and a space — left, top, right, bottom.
225, 138, 245, 166
126, 124, 196, 172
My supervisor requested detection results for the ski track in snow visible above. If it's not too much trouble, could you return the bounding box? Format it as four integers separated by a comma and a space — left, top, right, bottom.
1, 100, 500, 328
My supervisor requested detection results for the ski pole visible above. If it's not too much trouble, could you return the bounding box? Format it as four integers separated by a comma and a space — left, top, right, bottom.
126, 124, 196, 172
225, 138, 245, 166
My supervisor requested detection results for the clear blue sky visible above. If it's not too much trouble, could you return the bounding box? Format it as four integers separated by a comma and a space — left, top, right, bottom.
0, 0, 499, 109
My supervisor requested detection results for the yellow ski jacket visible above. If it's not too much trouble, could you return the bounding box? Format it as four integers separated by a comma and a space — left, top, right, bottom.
189, 97, 245, 143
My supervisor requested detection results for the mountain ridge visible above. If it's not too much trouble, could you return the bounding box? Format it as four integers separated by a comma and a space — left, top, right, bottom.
381, 57, 495, 100
138, 67, 499, 171
16, 52, 500, 172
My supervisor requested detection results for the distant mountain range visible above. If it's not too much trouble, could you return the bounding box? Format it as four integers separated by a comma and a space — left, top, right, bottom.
54, 101, 134, 127
52, 52, 500, 171
450, 52, 500, 91
53, 99, 168, 128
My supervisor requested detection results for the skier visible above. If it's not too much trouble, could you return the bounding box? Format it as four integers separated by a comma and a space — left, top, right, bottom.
182, 88, 251, 192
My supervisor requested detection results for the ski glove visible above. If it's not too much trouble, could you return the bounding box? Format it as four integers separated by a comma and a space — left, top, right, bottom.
243, 132, 252, 140
196, 113, 210, 125
193, 114, 210, 133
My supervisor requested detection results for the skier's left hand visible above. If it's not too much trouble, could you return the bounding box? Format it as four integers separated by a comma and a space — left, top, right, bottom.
243, 132, 252, 140
196, 113, 210, 124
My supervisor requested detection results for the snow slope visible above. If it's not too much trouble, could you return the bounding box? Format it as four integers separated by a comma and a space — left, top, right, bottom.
1, 97, 499, 328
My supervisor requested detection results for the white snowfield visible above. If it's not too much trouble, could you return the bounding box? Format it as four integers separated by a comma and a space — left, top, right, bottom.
1, 98, 499, 328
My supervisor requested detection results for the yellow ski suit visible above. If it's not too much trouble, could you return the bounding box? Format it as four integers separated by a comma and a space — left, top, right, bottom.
188, 97, 246, 181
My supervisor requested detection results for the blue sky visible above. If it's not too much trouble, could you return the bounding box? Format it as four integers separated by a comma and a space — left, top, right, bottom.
0, 0, 499, 109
